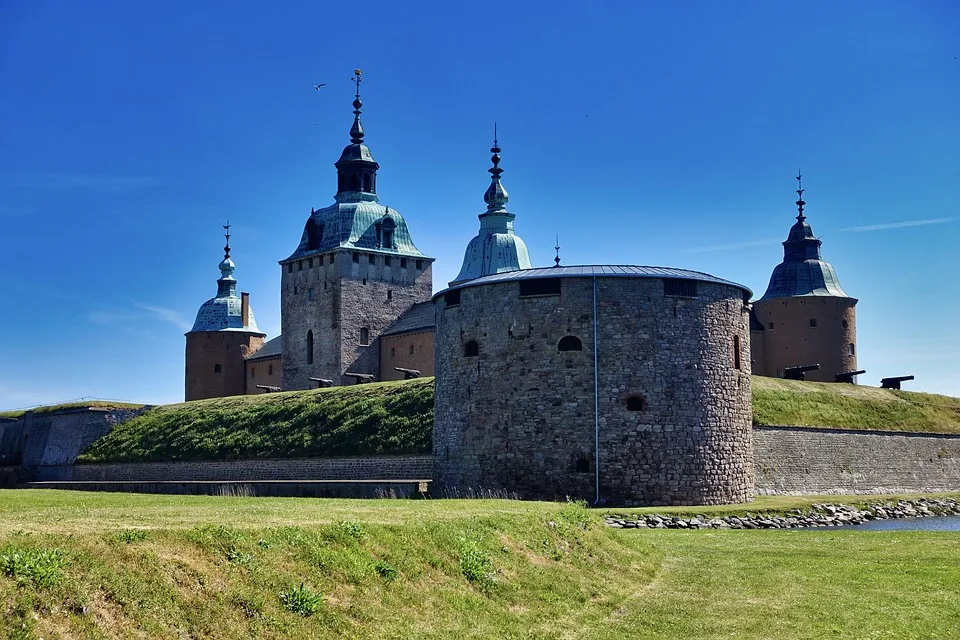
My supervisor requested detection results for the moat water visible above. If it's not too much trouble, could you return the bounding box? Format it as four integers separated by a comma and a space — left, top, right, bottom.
837, 516, 960, 531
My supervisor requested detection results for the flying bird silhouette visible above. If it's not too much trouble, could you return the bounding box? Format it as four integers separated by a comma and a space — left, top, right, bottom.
313, 83, 326, 90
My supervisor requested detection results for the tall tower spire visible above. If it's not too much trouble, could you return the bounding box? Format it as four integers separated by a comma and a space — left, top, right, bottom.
795, 170, 806, 222
349, 68, 364, 144
483, 123, 509, 213
450, 126, 532, 286
334, 68, 379, 201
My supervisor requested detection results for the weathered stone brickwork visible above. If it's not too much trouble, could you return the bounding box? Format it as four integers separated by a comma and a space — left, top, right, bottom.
37, 454, 432, 482
754, 425, 960, 495
752, 297, 857, 381
434, 274, 754, 506
280, 250, 433, 389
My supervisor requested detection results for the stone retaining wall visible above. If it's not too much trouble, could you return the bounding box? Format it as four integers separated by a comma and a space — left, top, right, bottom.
754, 425, 960, 495
32, 455, 433, 483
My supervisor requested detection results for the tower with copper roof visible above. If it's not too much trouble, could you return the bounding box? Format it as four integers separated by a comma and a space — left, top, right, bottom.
451, 128, 532, 286
750, 175, 858, 382
279, 70, 434, 389
185, 225, 266, 400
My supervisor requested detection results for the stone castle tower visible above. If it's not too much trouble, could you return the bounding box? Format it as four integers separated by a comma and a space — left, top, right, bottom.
185, 228, 265, 400
750, 176, 858, 382
279, 70, 434, 390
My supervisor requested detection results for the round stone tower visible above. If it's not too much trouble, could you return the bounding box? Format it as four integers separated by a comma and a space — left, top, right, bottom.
433, 140, 753, 505
433, 268, 754, 506
751, 176, 858, 382
185, 226, 265, 401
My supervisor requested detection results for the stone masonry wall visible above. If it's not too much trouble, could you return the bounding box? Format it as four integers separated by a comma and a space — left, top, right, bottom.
281, 250, 433, 389
752, 297, 857, 382
754, 426, 960, 495
36, 454, 433, 482
15, 407, 146, 470
434, 276, 753, 506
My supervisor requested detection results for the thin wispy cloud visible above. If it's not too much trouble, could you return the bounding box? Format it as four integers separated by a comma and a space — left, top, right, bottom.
839, 217, 956, 232
684, 238, 783, 253
88, 303, 191, 333
135, 303, 192, 332
1, 173, 159, 192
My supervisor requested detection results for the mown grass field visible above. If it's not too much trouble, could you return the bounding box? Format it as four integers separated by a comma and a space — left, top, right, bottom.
0, 490, 958, 639
71, 377, 960, 464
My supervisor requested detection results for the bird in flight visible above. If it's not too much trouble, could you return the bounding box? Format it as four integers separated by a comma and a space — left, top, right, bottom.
313, 83, 326, 90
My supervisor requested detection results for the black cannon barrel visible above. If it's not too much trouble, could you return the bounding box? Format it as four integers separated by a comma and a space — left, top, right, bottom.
394, 366, 422, 380
344, 372, 375, 385
782, 364, 821, 381
881, 375, 915, 390
834, 370, 866, 384
309, 377, 334, 388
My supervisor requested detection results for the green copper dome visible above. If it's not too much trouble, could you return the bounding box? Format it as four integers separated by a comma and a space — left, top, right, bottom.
451, 134, 532, 286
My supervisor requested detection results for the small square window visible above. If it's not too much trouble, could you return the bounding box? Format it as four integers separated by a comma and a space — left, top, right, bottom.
287, 263, 293, 273
384, 256, 392, 267
369, 255, 376, 265
768, 322, 774, 330
323, 281, 328, 290
268, 364, 273, 375
308, 288, 315, 300
251, 367, 256, 378
416, 260, 423, 270
359, 327, 370, 346
353, 252, 360, 263
308, 258, 313, 268
298, 260, 303, 271
387, 290, 392, 300
400, 258, 407, 268
409, 344, 414, 355
809, 318, 818, 328
390, 347, 395, 357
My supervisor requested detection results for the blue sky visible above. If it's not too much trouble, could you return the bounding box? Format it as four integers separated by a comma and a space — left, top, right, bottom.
1, 1, 957, 409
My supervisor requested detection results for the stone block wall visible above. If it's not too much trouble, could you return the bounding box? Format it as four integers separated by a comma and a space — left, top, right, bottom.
36, 454, 433, 482
754, 426, 960, 495
752, 297, 857, 381
19, 407, 146, 467
434, 275, 753, 506
281, 249, 433, 389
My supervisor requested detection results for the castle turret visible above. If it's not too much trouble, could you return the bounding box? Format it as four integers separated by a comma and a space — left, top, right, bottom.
450, 128, 532, 286
279, 69, 434, 390
185, 225, 266, 400
751, 175, 858, 382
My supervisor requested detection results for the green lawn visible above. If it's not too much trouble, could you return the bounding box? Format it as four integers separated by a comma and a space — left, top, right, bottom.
1, 490, 957, 639
752, 376, 960, 432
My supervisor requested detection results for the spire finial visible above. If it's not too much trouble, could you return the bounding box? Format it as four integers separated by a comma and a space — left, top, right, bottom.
483, 123, 509, 213
795, 170, 806, 221
554, 234, 561, 267
349, 68, 364, 144
223, 220, 231, 260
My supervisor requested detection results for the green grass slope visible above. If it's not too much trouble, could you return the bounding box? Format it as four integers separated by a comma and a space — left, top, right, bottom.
1, 491, 958, 639
76, 379, 433, 464
752, 376, 960, 433
76, 376, 960, 464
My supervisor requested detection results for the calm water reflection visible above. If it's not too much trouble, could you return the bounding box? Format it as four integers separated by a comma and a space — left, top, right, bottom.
837, 516, 960, 531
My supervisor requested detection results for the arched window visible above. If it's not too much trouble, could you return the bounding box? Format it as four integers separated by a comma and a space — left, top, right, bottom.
464, 340, 479, 357
733, 335, 742, 370
214, 364, 222, 374
306, 330, 314, 364
558, 336, 583, 352
625, 395, 645, 411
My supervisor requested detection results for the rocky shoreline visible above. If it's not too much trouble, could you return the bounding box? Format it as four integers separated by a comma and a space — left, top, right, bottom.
604, 498, 960, 530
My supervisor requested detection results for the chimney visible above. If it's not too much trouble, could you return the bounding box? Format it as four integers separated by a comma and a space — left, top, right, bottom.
241, 292, 250, 328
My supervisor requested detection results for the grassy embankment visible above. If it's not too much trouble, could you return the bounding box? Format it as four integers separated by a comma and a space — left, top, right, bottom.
75, 376, 960, 464
0, 401, 143, 420
1, 490, 959, 639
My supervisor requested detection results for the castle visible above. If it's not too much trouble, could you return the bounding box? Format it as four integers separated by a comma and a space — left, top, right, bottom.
183, 72, 859, 504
